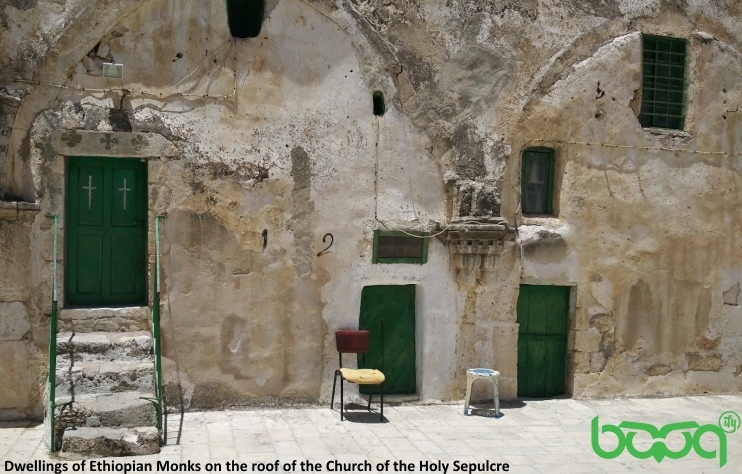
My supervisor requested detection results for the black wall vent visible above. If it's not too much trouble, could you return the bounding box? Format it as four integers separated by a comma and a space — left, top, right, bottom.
373, 90, 385, 116
227, 0, 265, 38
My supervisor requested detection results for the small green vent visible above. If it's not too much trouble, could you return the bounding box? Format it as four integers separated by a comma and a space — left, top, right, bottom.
227, 0, 265, 39
372, 230, 428, 264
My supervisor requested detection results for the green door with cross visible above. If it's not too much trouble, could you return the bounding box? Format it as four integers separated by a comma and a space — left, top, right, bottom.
516, 285, 570, 398
66, 157, 147, 306
359, 285, 416, 394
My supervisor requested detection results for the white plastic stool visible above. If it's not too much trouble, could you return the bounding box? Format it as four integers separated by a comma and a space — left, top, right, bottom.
463, 368, 500, 417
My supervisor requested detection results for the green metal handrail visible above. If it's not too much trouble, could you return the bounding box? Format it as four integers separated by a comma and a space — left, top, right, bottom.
45, 214, 58, 452
151, 214, 166, 442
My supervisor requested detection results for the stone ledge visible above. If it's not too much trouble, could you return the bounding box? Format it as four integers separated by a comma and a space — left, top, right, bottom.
642, 127, 692, 139
59, 426, 159, 459
442, 218, 517, 286
52, 130, 180, 158
445, 217, 516, 254
0, 200, 40, 221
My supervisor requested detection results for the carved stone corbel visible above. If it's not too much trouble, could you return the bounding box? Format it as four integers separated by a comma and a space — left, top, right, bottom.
444, 217, 516, 287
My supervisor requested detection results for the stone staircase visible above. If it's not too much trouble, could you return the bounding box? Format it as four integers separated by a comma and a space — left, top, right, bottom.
50, 307, 160, 458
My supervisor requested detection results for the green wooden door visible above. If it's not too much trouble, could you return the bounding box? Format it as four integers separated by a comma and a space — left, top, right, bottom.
516, 285, 570, 398
66, 157, 147, 306
359, 285, 416, 394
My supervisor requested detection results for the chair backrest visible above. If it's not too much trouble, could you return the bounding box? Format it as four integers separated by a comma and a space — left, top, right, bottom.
336, 330, 370, 354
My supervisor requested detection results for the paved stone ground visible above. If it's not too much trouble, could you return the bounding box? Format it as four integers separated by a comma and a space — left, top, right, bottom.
2, 395, 741, 473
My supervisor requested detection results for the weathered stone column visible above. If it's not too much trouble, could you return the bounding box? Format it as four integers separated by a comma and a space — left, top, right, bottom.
445, 218, 520, 399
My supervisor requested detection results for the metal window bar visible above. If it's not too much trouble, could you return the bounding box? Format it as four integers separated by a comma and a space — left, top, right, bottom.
640, 35, 687, 129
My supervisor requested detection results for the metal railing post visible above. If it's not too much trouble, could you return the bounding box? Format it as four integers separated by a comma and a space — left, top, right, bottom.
152, 214, 166, 442
45, 214, 58, 452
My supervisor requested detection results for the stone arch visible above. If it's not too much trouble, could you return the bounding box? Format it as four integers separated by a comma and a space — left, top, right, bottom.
2, 0, 156, 200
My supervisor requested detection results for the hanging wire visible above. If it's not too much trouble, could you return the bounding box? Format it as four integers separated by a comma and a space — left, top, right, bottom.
14, 78, 236, 101
14, 37, 238, 101
374, 218, 451, 238
529, 138, 739, 157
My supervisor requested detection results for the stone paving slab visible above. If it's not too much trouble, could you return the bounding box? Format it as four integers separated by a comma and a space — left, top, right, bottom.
1, 395, 741, 473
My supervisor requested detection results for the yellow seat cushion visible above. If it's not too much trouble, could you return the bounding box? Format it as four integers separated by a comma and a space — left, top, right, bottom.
339, 368, 385, 385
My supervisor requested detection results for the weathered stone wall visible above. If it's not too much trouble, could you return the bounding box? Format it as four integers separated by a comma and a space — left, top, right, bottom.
0, 201, 45, 420
1, 0, 741, 418
505, 29, 742, 396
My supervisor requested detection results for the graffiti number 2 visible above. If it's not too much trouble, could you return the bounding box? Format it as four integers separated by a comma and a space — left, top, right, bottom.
317, 233, 334, 257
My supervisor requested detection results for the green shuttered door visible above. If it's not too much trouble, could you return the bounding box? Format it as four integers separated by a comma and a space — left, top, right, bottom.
66, 157, 147, 306
517, 285, 570, 398
359, 285, 416, 394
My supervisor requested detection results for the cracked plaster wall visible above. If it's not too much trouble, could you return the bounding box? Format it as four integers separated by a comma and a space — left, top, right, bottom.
1, 0, 742, 417
509, 29, 742, 397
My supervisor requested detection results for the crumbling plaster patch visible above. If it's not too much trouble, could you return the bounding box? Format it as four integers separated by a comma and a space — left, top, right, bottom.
723, 283, 740, 306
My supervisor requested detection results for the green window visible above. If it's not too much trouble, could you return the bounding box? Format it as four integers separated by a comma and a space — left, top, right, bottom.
372, 230, 428, 264
521, 148, 555, 215
639, 35, 687, 130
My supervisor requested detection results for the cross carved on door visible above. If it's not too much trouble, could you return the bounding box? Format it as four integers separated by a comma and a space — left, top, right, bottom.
118, 177, 131, 210
82, 175, 97, 210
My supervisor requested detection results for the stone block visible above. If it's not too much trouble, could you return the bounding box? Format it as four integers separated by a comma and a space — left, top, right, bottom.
0, 221, 32, 292
571, 351, 590, 374
590, 352, 607, 373
0, 341, 34, 410
59, 426, 159, 459
499, 376, 517, 400
574, 330, 602, 352
589, 314, 613, 333
39, 230, 57, 262
0, 302, 31, 341
57, 392, 156, 428
686, 352, 722, 372
645, 363, 672, 376
492, 323, 518, 378
0, 288, 29, 301
572, 308, 590, 330
55, 361, 154, 397
572, 373, 601, 397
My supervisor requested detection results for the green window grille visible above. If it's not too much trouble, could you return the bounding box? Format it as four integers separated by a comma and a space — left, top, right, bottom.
639, 35, 687, 130
372, 230, 429, 264
521, 148, 555, 215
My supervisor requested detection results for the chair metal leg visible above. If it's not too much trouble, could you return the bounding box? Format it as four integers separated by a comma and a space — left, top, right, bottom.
331, 371, 339, 410
367, 393, 373, 412
340, 375, 344, 421
380, 382, 384, 421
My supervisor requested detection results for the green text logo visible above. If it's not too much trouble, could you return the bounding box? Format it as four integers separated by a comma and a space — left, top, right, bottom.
591, 411, 739, 468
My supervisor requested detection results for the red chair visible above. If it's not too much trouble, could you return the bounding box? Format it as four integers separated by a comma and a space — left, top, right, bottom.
331, 329, 385, 421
